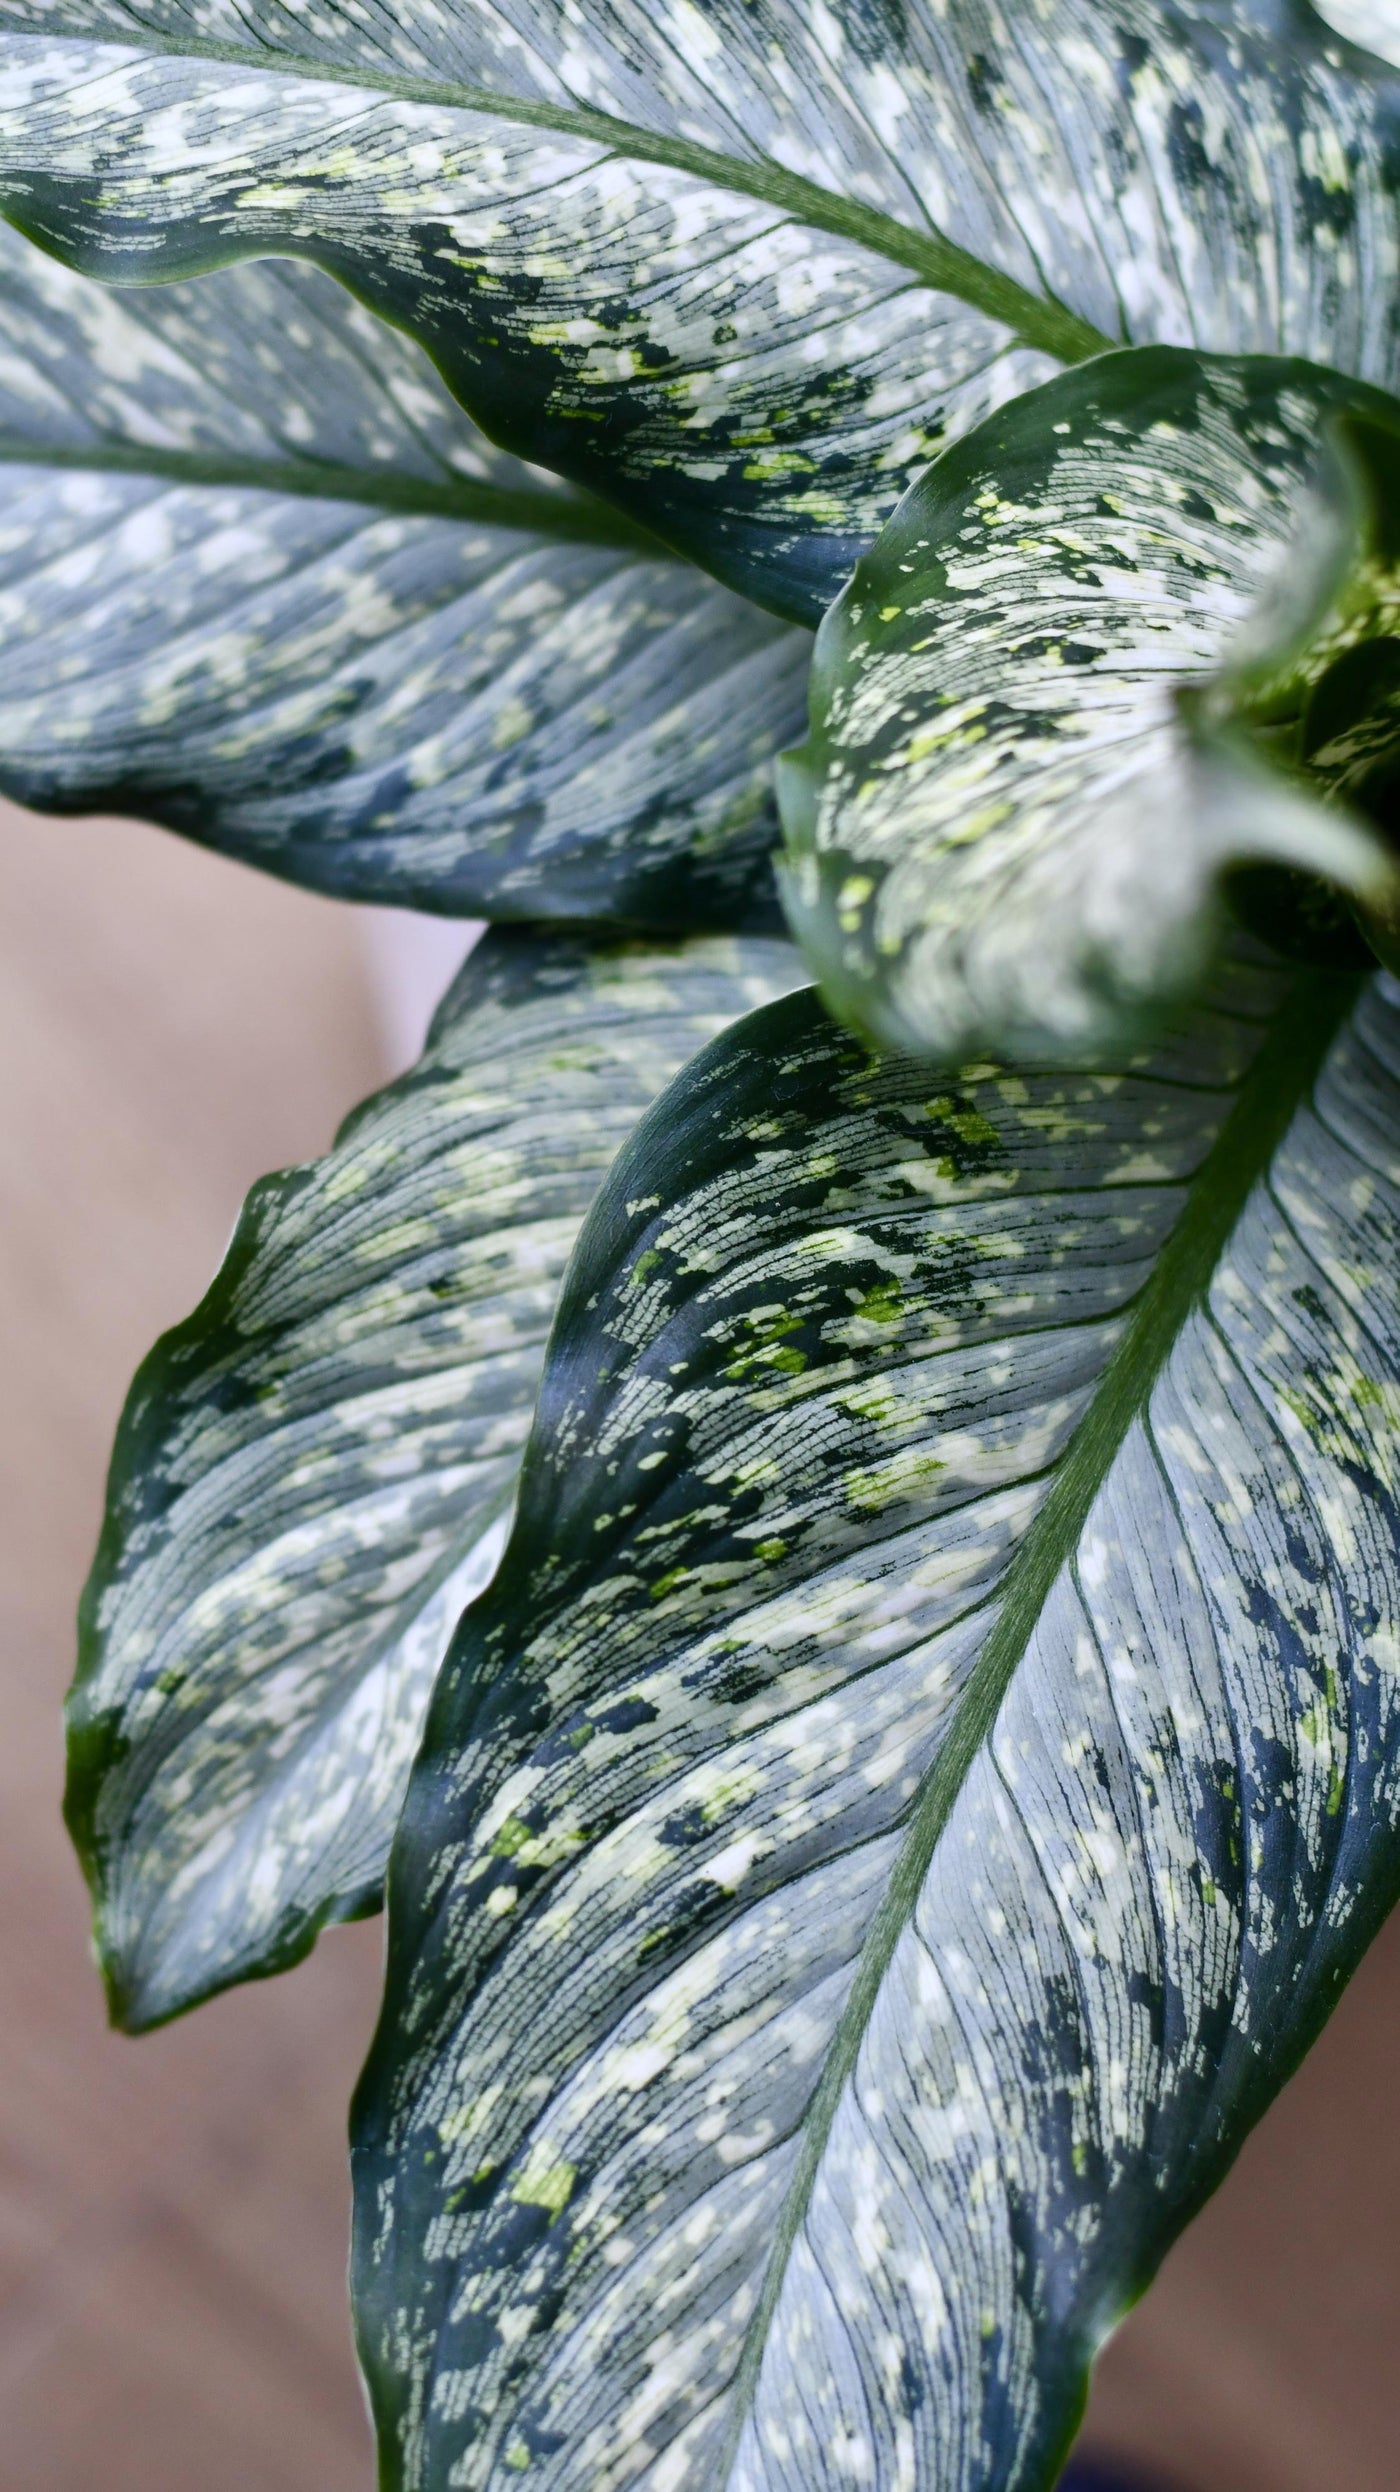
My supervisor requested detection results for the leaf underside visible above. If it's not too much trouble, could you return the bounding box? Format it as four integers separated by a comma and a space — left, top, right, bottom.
0, 226, 809, 926
68, 928, 804, 2030
780, 346, 1400, 1065
353, 951, 1400, 2492
0, 3, 1396, 615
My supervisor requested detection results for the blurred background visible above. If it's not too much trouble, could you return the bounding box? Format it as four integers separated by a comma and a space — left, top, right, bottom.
2, 794, 1398, 2491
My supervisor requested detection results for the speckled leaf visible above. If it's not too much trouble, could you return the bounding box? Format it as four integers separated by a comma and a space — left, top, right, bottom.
1, 6, 1399, 618
1321, 0, 1400, 64
780, 347, 1400, 1065
67, 927, 804, 2032
0, 226, 808, 927
352, 949, 1400, 2492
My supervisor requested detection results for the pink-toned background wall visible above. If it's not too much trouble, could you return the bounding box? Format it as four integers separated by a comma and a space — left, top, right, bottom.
2, 798, 1397, 2491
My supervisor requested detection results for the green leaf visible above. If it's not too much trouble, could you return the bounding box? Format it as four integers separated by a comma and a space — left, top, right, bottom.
67, 926, 804, 2032
0, 2, 1397, 616
779, 347, 1400, 1064
352, 948, 1400, 2492
0, 225, 808, 927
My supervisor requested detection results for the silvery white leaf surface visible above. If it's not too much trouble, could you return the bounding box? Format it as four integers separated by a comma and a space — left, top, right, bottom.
0, 2, 1396, 614
354, 949, 1400, 2492
0, 226, 808, 923
69, 925, 804, 2028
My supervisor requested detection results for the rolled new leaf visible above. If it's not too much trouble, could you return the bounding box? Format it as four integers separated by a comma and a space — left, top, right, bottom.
0, 1, 1397, 615
354, 948, 1400, 2492
0, 227, 809, 926
68, 928, 804, 2031
779, 347, 1400, 1063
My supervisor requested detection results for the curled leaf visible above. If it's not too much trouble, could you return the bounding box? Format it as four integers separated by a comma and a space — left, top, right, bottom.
0, 3, 1397, 612
779, 348, 1400, 1061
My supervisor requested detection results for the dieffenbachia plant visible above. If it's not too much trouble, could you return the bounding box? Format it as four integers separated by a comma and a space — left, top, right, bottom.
4, 0, 1400, 2484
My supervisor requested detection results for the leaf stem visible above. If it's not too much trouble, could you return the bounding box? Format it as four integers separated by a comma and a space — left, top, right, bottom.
718, 965, 1361, 2480
0, 430, 676, 552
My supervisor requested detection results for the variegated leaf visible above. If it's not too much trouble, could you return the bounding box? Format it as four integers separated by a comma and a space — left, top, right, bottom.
0, 226, 808, 925
0, 3, 1397, 616
779, 347, 1400, 1065
353, 949, 1400, 2492
1320, 0, 1400, 64
67, 927, 804, 2031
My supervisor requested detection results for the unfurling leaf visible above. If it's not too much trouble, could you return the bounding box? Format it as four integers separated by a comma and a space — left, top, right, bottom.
1, 3, 1397, 614
0, 229, 809, 927
353, 950, 1400, 2492
68, 929, 803, 2031
780, 349, 1400, 1063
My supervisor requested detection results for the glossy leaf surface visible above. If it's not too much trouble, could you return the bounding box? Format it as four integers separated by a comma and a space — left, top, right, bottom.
354, 952, 1400, 2492
0, 3, 1398, 614
0, 225, 808, 925
69, 928, 803, 2031
780, 348, 1400, 1064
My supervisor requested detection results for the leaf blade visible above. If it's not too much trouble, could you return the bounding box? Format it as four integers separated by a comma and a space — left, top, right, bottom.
779, 347, 1400, 1062
352, 948, 1400, 2489
68, 926, 805, 2030
719, 962, 1359, 2473
0, 225, 809, 924
1, 3, 1397, 610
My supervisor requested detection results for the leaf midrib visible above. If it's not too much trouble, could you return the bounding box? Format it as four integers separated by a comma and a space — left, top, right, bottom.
716, 962, 1361, 2481
0, 429, 677, 550
17, 21, 1113, 366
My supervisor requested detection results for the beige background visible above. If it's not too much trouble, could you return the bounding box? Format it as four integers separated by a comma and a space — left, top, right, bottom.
1, 797, 1397, 2489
